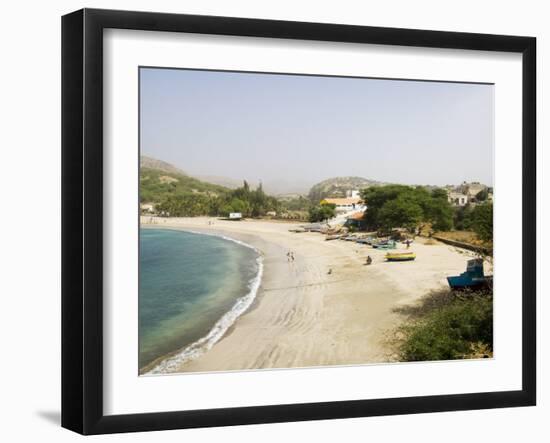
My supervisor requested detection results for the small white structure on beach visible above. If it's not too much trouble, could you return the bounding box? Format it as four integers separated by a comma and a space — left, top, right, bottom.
229, 212, 243, 220
140, 202, 155, 213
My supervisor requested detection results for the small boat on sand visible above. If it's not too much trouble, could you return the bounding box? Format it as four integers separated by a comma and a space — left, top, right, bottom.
355, 238, 371, 244
341, 235, 358, 241
373, 240, 397, 250
385, 252, 416, 262
447, 259, 492, 290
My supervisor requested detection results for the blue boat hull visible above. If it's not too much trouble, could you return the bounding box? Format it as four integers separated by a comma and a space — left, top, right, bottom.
447, 275, 492, 290
447, 259, 492, 290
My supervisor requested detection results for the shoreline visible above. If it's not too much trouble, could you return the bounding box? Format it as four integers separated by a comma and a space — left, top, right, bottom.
140, 216, 475, 374
142, 228, 264, 375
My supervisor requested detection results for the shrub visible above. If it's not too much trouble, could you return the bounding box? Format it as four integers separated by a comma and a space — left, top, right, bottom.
309, 203, 336, 222
396, 291, 493, 361
471, 203, 493, 242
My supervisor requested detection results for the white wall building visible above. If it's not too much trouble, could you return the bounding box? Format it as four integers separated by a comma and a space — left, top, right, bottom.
322, 197, 366, 213
448, 192, 468, 206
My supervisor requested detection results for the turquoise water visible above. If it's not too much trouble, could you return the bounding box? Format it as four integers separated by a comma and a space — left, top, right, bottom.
139, 228, 261, 372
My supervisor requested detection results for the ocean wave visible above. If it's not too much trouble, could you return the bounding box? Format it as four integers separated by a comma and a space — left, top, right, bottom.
144, 230, 263, 375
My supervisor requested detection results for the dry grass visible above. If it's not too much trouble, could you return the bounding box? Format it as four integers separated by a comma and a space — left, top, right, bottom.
436, 230, 483, 245
159, 175, 179, 184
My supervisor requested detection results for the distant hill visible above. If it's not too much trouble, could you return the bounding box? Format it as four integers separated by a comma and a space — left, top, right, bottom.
140, 155, 187, 176
141, 155, 315, 196
140, 156, 229, 203
308, 176, 383, 201
262, 180, 312, 196
194, 175, 311, 196
193, 174, 253, 190
140, 156, 384, 204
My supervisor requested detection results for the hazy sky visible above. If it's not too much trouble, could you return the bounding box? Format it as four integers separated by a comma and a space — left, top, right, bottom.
140, 68, 494, 187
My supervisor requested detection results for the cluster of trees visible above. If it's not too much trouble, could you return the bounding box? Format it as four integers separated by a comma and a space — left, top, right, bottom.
475, 188, 490, 202
270, 196, 313, 221
154, 180, 280, 218
217, 181, 280, 217
308, 203, 336, 222
279, 196, 312, 212
155, 194, 213, 217
360, 184, 493, 241
453, 203, 493, 241
360, 185, 454, 232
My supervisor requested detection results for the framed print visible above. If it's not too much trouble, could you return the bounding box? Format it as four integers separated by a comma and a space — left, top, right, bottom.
61, 8, 536, 435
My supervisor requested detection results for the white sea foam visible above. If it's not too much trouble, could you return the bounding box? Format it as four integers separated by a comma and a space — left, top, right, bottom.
144, 230, 264, 375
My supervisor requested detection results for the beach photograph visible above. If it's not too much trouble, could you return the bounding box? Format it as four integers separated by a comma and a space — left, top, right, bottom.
138, 67, 494, 376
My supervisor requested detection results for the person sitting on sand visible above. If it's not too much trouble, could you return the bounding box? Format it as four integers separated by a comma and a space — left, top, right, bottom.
366, 256, 372, 265
327, 268, 332, 275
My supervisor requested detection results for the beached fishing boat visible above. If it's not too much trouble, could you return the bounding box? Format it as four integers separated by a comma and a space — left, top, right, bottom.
373, 240, 396, 249
447, 259, 492, 290
385, 252, 416, 261
341, 235, 357, 241
301, 222, 328, 233
364, 236, 376, 245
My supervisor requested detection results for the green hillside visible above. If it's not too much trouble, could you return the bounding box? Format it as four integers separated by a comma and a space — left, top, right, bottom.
140, 157, 280, 218
140, 167, 229, 204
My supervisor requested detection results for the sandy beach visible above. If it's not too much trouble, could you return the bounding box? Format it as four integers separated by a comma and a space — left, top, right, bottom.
141, 216, 477, 373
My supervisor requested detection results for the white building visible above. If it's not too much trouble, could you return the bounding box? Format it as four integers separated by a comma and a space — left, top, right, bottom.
321, 197, 365, 213
459, 182, 488, 201
448, 192, 468, 206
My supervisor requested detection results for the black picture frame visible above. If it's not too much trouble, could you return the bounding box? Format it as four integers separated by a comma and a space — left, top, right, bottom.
61, 8, 536, 435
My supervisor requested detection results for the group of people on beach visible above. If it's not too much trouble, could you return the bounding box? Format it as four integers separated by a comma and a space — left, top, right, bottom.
286, 251, 295, 262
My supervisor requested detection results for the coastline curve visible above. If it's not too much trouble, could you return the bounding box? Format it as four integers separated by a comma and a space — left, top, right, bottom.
143, 229, 264, 375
